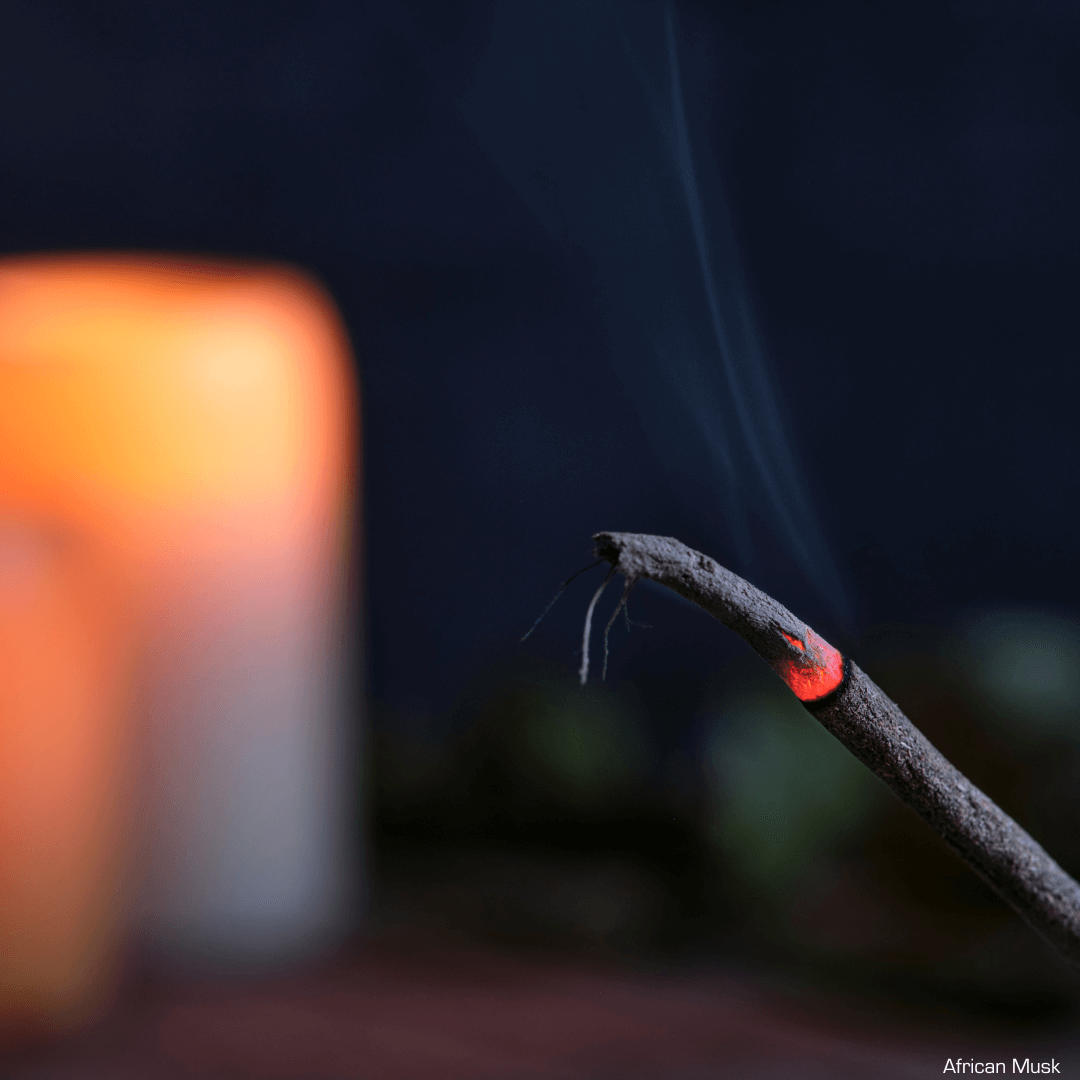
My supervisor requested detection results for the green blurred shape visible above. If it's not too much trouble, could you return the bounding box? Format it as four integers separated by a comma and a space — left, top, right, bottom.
705, 663, 884, 899
509, 680, 649, 811
951, 609, 1080, 734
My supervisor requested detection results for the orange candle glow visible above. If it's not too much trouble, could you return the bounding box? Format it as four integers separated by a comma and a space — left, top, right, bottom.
0, 525, 134, 1039
0, 255, 357, 1028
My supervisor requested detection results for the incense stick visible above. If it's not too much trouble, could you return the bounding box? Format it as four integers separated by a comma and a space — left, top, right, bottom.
591, 531, 1080, 970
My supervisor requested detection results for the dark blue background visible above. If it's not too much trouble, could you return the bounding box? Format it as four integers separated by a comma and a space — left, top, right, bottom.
3, 0, 1079, 734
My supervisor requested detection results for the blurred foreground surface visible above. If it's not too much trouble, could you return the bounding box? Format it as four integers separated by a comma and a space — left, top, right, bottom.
2, 932, 1077, 1080
8, 603, 1080, 1076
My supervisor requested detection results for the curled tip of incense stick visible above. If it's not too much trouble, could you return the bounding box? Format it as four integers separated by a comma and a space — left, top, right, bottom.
590, 530, 1080, 971
520, 558, 605, 643
579, 565, 616, 685
602, 578, 635, 682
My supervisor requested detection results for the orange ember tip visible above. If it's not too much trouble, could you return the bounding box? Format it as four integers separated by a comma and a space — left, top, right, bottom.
778, 630, 844, 702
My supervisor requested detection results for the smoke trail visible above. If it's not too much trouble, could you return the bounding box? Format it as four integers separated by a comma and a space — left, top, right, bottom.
659, 2, 832, 595
464, 1, 848, 618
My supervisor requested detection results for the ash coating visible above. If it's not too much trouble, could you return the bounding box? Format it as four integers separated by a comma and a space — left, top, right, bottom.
592, 532, 828, 682
593, 531, 1080, 970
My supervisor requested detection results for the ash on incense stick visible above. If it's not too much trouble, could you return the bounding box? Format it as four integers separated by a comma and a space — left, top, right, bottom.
581, 531, 1080, 971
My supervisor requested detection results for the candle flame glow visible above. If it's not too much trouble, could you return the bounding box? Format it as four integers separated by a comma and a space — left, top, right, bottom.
0, 256, 351, 532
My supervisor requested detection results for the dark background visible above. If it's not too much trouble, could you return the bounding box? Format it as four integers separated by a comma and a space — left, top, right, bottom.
6, 0, 1080, 1018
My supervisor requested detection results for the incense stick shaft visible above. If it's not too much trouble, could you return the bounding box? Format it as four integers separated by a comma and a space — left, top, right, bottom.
593, 531, 1080, 970
813, 661, 1080, 968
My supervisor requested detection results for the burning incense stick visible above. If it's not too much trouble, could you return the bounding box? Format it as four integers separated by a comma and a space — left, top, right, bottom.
590, 531, 1080, 970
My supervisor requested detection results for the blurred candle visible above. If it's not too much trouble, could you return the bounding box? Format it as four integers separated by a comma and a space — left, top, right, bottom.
0, 256, 358, 997
0, 523, 134, 1039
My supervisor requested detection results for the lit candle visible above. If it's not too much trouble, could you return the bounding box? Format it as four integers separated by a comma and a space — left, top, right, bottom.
0, 256, 358, 1021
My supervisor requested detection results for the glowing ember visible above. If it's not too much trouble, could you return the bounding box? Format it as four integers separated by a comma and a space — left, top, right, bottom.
778, 630, 844, 702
